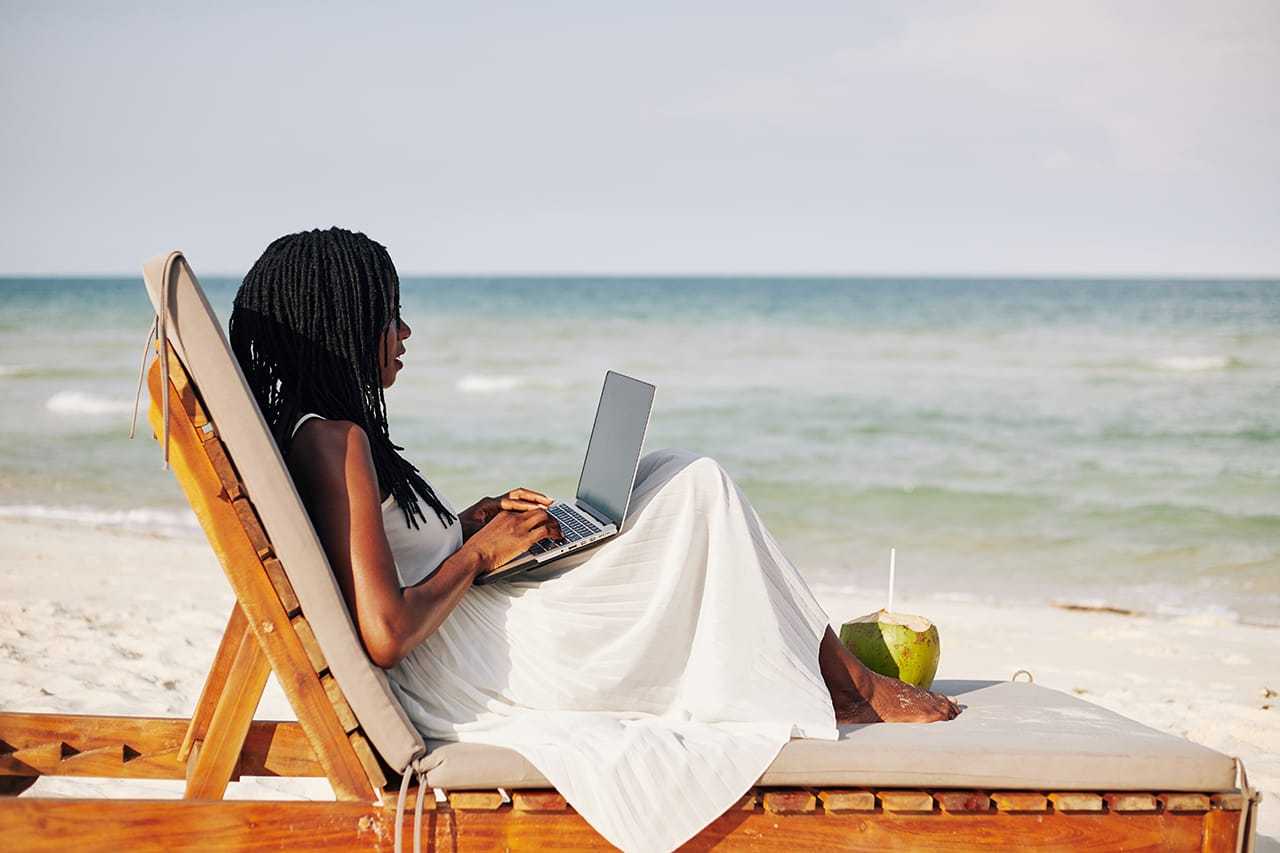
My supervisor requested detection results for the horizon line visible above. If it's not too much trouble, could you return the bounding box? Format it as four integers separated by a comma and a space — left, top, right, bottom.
2, 270, 1278, 282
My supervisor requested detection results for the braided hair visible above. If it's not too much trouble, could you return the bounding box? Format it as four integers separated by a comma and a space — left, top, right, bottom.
229, 226, 455, 530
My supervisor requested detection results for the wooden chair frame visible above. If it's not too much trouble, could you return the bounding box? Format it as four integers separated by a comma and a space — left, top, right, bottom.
0, 347, 1256, 851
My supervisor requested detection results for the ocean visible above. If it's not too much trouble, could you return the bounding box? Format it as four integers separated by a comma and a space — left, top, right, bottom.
2, 276, 1277, 625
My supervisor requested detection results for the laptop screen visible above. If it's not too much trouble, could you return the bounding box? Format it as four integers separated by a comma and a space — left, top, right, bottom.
575, 371, 656, 527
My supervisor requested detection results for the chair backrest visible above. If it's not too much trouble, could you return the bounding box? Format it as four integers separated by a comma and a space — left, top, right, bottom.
140, 251, 425, 775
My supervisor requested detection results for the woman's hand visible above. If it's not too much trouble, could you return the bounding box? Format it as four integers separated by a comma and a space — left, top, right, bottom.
465, 508, 563, 574
459, 488, 553, 540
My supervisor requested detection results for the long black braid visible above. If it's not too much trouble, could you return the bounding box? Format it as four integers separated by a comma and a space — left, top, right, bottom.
229, 226, 455, 529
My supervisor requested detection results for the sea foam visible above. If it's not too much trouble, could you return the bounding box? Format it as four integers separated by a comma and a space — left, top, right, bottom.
45, 391, 134, 415
1149, 355, 1238, 372
0, 503, 200, 536
456, 374, 525, 394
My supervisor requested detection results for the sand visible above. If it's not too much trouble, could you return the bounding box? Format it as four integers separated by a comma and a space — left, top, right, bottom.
1, 515, 1274, 844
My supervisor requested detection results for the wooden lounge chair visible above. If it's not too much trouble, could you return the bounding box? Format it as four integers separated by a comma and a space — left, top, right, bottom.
0, 251, 1262, 851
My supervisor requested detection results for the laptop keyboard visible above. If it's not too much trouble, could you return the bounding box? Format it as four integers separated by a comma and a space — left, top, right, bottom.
528, 504, 601, 554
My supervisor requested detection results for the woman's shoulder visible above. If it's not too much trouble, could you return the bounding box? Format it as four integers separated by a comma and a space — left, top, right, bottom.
289, 418, 377, 491
292, 416, 366, 448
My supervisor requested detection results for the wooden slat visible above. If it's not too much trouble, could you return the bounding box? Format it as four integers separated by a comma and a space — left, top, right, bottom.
201, 436, 242, 500
261, 557, 300, 615
1105, 793, 1159, 813
147, 356, 375, 801
0, 791, 1232, 851
1048, 792, 1104, 812
290, 615, 328, 673
991, 791, 1049, 812
449, 791, 504, 811
164, 353, 207, 428
321, 675, 359, 733
1, 714, 187, 756
512, 791, 567, 812
0, 713, 324, 779
1210, 792, 1243, 810
181, 604, 249, 762
347, 731, 386, 791
878, 790, 934, 813
0, 798, 382, 851
378, 780, 436, 813
819, 789, 875, 813
762, 790, 816, 814
1159, 793, 1210, 812
936, 791, 991, 813
232, 497, 273, 559
733, 791, 757, 811
184, 627, 271, 799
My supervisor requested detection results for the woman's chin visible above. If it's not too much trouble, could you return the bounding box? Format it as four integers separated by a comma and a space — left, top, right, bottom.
382, 362, 404, 388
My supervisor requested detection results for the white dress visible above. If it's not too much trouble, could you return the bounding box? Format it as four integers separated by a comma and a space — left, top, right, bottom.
360, 439, 837, 852
290, 412, 834, 850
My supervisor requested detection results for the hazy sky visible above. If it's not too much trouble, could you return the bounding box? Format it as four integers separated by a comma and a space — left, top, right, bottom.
2, 1, 1277, 276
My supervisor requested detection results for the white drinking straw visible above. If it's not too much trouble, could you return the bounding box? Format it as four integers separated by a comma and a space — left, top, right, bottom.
887, 547, 896, 613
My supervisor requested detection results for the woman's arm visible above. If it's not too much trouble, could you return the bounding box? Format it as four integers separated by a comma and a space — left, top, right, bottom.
289, 419, 560, 668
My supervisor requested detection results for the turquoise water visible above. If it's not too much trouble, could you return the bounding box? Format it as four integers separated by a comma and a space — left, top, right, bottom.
2, 276, 1278, 623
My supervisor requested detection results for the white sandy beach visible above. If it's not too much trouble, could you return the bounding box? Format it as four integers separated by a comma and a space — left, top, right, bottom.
1, 515, 1274, 844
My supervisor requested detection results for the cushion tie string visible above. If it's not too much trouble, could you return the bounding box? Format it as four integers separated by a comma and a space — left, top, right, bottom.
128, 316, 157, 442
412, 767, 428, 853
126, 252, 180, 468
1233, 756, 1257, 852
393, 763, 412, 853
393, 750, 432, 853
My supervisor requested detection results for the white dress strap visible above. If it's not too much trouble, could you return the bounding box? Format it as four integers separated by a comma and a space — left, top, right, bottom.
291, 412, 326, 439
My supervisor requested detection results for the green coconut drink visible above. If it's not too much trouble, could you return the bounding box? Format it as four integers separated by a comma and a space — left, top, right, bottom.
839, 610, 940, 689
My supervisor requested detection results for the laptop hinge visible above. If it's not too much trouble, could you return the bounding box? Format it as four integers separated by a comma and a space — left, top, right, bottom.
575, 499, 615, 528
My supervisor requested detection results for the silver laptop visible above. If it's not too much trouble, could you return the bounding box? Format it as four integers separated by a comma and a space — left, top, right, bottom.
475, 370, 656, 584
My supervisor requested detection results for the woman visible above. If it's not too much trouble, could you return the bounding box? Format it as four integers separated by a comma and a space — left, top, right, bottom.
230, 227, 958, 852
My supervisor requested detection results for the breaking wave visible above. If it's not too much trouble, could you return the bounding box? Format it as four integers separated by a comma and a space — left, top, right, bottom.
455, 374, 526, 394
45, 391, 134, 415
0, 503, 200, 536
1148, 355, 1241, 372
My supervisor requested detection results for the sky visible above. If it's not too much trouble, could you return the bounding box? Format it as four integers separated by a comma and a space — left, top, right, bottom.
1, 1, 1277, 276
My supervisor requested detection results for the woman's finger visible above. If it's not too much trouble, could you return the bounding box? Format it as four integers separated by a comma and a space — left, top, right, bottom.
499, 498, 546, 512
522, 525, 558, 548
528, 514, 561, 540
508, 488, 553, 506
518, 509, 552, 531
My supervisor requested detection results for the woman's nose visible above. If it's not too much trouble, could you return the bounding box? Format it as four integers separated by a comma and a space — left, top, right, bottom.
398, 319, 413, 340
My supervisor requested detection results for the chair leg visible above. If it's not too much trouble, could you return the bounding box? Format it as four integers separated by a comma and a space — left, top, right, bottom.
180, 604, 249, 764
183, 622, 270, 800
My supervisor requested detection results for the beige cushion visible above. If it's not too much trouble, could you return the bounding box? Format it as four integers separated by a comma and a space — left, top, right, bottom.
421, 680, 1238, 792
141, 252, 426, 772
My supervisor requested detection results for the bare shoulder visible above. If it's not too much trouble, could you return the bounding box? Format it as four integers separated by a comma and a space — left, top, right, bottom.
292, 418, 369, 456
288, 419, 375, 494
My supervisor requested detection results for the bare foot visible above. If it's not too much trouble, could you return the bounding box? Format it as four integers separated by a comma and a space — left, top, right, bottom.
818, 626, 960, 724
834, 671, 960, 724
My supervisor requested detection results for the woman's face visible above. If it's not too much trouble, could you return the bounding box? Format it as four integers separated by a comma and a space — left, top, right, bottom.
378, 316, 412, 388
